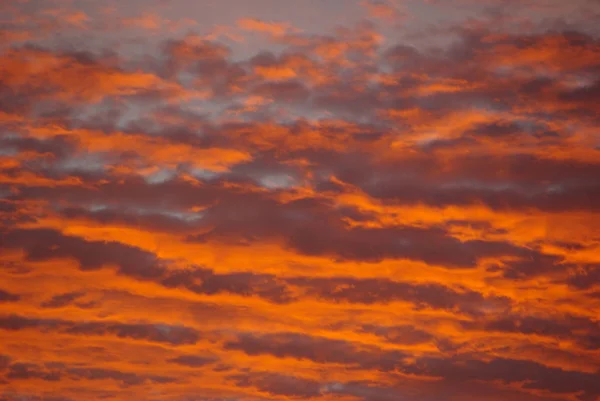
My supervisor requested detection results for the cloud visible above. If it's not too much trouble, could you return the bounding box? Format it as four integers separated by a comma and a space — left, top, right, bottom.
289, 276, 512, 314
230, 371, 323, 398
40, 292, 85, 308
224, 331, 408, 371
168, 355, 216, 367
0, 47, 175, 104
1, 2, 599, 401
403, 356, 600, 399
4, 360, 174, 386
465, 313, 600, 351
0, 315, 200, 346
362, 0, 408, 24
238, 18, 299, 37
0, 289, 20, 303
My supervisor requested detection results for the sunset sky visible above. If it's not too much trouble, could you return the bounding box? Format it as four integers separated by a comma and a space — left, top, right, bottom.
1, 0, 600, 400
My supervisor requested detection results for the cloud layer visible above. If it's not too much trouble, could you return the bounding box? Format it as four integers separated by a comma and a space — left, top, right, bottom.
1, 1, 599, 400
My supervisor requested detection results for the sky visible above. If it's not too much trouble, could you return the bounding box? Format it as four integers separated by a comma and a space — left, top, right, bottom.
1, 0, 600, 400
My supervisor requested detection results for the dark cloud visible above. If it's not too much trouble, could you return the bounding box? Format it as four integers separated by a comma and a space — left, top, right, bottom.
6, 362, 61, 382
64, 321, 200, 345
187, 192, 538, 266
3, 361, 174, 386
289, 276, 511, 314
40, 292, 84, 308
465, 314, 600, 350
331, 154, 600, 213
230, 372, 323, 398
0, 135, 78, 160
0, 315, 200, 345
403, 356, 600, 400
359, 324, 434, 345
0, 228, 165, 279
224, 331, 407, 372
159, 265, 292, 304
67, 366, 175, 385
160, 36, 248, 97
500, 253, 567, 279
568, 264, 600, 290
0, 289, 19, 303
252, 80, 310, 104
168, 355, 216, 367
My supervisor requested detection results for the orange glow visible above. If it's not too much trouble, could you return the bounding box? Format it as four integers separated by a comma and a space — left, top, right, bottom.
1, 2, 599, 401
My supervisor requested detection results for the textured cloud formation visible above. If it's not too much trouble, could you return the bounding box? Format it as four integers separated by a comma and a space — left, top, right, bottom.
1, 1, 600, 401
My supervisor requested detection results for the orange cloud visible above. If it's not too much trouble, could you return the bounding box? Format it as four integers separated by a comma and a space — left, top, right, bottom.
0, 49, 165, 102
362, 0, 408, 23
1, 3, 599, 401
122, 13, 162, 30
238, 18, 299, 37
254, 65, 297, 80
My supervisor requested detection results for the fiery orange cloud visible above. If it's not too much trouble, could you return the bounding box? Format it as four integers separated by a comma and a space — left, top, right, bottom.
238, 18, 299, 37
1, 1, 600, 401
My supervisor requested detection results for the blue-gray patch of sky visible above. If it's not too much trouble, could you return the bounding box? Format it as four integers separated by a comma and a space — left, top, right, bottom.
145, 169, 176, 184
258, 173, 297, 189
59, 153, 108, 173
